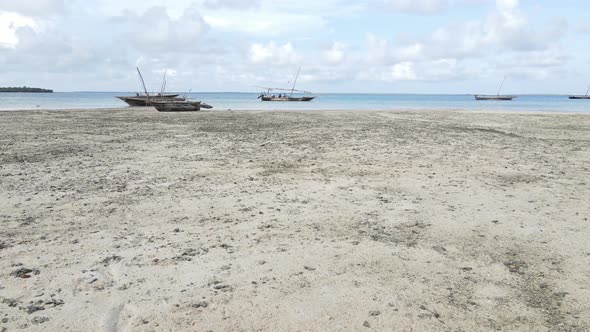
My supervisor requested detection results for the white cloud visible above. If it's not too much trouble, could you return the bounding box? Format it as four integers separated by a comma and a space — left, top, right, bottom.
368, 0, 567, 64
0, 12, 36, 48
359, 0, 571, 83
358, 58, 479, 83
0, 0, 583, 92
381, 0, 449, 14
496, 0, 518, 12
0, 24, 118, 76
204, 0, 261, 10
365, 33, 426, 65
113, 6, 209, 53
248, 41, 300, 65
203, 12, 325, 36
575, 22, 590, 35
391, 62, 417, 80
0, 0, 65, 16
495, 48, 568, 70
375, 0, 487, 14
323, 42, 347, 64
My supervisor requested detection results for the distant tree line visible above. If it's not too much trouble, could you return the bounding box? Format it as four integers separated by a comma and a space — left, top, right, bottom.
0, 86, 53, 93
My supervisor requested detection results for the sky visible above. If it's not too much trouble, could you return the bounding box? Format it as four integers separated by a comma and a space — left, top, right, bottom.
0, 0, 589, 93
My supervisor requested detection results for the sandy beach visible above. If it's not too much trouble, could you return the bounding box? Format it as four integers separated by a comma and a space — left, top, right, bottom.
0, 108, 589, 331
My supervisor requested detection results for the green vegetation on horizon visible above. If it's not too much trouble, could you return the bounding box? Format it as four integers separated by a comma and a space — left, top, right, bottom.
0, 86, 53, 93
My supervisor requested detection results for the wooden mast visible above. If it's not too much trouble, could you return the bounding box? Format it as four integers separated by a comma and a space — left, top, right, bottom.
136, 67, 149, 96
497, 76, 506, 96
160, 70, 167, 95
290, 67, 301, 98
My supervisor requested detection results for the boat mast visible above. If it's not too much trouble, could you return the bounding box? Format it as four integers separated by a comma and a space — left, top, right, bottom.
585, 86, 589, 96
136, 67, 149, 96
290, 66, 301, 98
497, 76, 506, 96
160, 70, 167, 95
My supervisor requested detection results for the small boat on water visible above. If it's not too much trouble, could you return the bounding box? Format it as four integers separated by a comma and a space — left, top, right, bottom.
474, 95, 516, 101
259, 94, 315, 102
258, 67, 316, 102
475, 76, 516, 101
569, 87, 590, 99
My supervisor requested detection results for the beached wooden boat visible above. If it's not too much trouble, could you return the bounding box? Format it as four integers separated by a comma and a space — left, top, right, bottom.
150, 100, 203, 112
258, 67, 315, 102
116, 96, 185, 107
117, 67, 212, 111
136, 93, 179, 98
475, 76, 515, 101
116, 67, 182, 106
569, 87, 590, 99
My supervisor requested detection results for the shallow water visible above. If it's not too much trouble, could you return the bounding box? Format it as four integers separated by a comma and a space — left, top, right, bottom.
0, 92, 589, 112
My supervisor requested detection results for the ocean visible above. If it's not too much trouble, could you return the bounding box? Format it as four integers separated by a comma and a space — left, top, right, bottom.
0, 92, 589, 112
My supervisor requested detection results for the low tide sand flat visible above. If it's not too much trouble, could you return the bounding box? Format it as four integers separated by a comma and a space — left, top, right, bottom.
0, 108, 589, 331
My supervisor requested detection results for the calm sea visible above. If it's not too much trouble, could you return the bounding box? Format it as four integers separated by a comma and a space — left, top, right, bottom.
0, 92, 589, 112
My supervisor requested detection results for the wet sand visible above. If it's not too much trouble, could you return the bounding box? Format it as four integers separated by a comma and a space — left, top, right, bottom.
1, 108, 589, 331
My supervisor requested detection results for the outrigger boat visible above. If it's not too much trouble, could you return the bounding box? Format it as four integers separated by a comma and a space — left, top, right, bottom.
258, 90, 315, 102
117, 67, 212, 111
151, 100, 201, 112
569, 87, 590, 99
117, 67, 184, 106
474, 95, 516, 101
150, 100, 213, 112
257, 67, 316, 102
117, 95, 185, 106
475, 76, 516, 101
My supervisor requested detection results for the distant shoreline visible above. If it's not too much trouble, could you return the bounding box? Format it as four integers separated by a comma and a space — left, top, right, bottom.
0, 87, 53, 93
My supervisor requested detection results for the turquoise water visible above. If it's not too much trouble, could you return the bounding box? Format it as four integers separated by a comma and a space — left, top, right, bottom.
0, 92, 589, 112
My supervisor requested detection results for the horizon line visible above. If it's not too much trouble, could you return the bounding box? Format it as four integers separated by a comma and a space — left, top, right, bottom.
37, 91, 582, 96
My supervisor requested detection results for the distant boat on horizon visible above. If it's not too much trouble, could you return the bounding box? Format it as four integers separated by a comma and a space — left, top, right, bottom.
569, 87, 590, 99
257, 67, 316, 102
475, 76, 516, 101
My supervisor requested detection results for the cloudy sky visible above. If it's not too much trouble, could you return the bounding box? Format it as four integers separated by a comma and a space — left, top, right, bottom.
0, 0, 588, 93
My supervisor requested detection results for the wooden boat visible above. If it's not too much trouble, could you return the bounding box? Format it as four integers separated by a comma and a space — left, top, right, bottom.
258, 67, 315, 102
569, 87, 590, 99
474, 95, 516, 101
135, 93, 179, 98
116, 67, 182, 106
475, 76, 515, 101
149, 100, 213, 112
117, 67, 212, 111
150, 100, 202, 112
116, 96, 185, 106
259, 95, 315, 102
